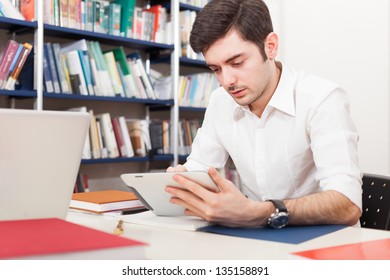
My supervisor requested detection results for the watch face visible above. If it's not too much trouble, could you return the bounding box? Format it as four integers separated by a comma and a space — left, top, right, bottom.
269, 212, 289, 229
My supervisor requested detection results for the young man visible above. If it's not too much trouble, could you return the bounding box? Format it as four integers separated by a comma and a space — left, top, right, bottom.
166, 0, 362, 228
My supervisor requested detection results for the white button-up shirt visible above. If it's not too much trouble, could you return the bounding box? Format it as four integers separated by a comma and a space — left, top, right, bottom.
184, 63, 362, 210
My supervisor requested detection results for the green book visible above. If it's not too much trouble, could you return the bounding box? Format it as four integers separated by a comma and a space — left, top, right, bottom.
113, 0, 136, 37
111, 46, 138, 98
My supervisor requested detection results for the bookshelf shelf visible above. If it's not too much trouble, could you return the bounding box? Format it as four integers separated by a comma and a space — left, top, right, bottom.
179, 106, 206, 112
43, 24, 174, 51
0, 90, 37, 98
179, 3, 203, 12
81, 154, 174, 164
179, 57, 207, 68
43, 93, 174, 106
0, 17, 36, 32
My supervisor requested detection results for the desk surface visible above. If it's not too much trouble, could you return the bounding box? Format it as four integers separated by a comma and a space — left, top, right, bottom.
66, 211, 390, 260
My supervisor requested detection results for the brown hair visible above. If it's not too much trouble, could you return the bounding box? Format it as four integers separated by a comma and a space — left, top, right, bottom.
189, 0, 273, 60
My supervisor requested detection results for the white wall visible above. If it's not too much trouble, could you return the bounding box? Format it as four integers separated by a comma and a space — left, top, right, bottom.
266, 0, 390, 175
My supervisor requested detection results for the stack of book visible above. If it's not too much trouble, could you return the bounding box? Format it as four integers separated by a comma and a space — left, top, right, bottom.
69, 189, 146, 214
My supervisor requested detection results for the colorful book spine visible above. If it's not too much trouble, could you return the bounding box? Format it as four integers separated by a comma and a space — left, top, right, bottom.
3, 43, 33, 90
0, 40, 20, 88
1, 43, 23, 90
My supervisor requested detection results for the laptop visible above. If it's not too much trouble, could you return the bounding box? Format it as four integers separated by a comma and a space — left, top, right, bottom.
0, 109, 90, 221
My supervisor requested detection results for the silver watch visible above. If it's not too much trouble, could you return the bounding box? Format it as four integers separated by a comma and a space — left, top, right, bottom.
267, 199, 289, 229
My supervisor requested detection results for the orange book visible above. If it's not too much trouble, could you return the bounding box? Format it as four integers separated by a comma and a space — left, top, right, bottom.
20, 0, 35, 21
0, 218, 146, 259
293, 238, 390, 260
70, 189, 145, 213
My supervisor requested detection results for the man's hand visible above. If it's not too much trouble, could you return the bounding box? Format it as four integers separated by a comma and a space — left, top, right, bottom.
166, 164, 187, 172
165, 167, 271, 227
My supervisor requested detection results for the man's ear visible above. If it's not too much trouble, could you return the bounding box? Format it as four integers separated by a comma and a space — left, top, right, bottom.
265, 32, 279, 60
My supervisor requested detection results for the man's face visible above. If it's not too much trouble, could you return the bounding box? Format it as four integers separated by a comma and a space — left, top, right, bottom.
204, 29, 275, 109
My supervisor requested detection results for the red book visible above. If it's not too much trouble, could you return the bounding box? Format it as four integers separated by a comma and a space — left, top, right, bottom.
293, 238, 390, 260
20, 0, 35, 21
0, 218, 147, 259
112, 117, 125, 157
0, 40, 20, 87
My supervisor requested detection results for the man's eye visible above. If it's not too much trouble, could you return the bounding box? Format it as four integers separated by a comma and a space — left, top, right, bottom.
232, 61, 243, 66
211, 68, 220, 73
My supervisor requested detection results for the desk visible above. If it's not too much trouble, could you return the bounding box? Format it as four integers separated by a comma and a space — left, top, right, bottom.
66, 211, 390, 260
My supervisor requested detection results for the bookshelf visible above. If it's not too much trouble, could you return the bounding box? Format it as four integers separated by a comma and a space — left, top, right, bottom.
0, 0, 216, 189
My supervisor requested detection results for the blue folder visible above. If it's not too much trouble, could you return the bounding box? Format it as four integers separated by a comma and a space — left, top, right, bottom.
198, 224, 346, 244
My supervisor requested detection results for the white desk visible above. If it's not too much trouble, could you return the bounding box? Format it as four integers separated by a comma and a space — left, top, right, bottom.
66, 210, 390, 260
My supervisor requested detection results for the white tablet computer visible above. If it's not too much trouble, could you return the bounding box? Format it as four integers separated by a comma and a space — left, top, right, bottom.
120, 172, 219, 216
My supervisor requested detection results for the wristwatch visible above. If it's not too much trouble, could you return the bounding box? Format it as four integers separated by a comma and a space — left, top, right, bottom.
266, 199, 289, 229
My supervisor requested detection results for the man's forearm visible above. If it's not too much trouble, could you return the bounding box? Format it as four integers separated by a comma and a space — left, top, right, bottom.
285, 190, 361, 226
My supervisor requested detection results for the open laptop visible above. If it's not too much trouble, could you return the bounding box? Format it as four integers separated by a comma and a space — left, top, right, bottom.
0, 108, 90, 221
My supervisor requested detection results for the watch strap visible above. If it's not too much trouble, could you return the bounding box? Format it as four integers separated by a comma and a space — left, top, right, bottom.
267, 199, 288, 213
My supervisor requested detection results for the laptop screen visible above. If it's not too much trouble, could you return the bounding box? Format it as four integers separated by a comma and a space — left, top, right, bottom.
0, 109, 90, 221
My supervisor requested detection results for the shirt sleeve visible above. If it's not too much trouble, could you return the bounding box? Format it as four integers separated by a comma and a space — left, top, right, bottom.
183, 90, 230, 172
308, 87, 363, 210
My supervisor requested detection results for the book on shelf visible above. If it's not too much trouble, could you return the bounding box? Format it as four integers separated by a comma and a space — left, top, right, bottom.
3, 42, 33, 90
0, 40, 20, 89
103, 50, 125, 97
149, 119, 164, 155
88, 40, 115, 96
121, 210, 213, 231
127, 51, 157, 99
69, 189, 145, 213
20, 0, 35, 21
95, 112, 120, 158
44, 42, 61, 93
0, 0, 25, 20
15, 44, 34, 90
74, 171, 89, 193
118, 115, 135, 157
112, 0, 136, 37
111, 116, 125, 157
112, 115, 136, 158
61, 39, 95, 95
96, 118, 108, 158
88, 109, 101, 159
0, 218, 147, 260
59, 0, 69, 27
144, 4, 165, 43
111, 46, 138, 98
127, 56, 148, 99
52, 42, 72, 93
132, 6, 143, 40
108, 1, 121, 36
0, 42, 23, 89
126, 118, 147, 156
42, 43, 54, 93
63, 50, 89, 95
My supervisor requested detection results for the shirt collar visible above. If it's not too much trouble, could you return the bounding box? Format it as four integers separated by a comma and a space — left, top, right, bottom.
268, 62, 296, 117
233, 62, 296, 121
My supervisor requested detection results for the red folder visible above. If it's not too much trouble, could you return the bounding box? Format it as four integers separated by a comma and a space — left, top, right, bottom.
293, 238, 390, 260
0, 218, 147, 259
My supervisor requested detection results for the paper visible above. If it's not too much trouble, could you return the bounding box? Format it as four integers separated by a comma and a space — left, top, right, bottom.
121, 210, 212, 231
